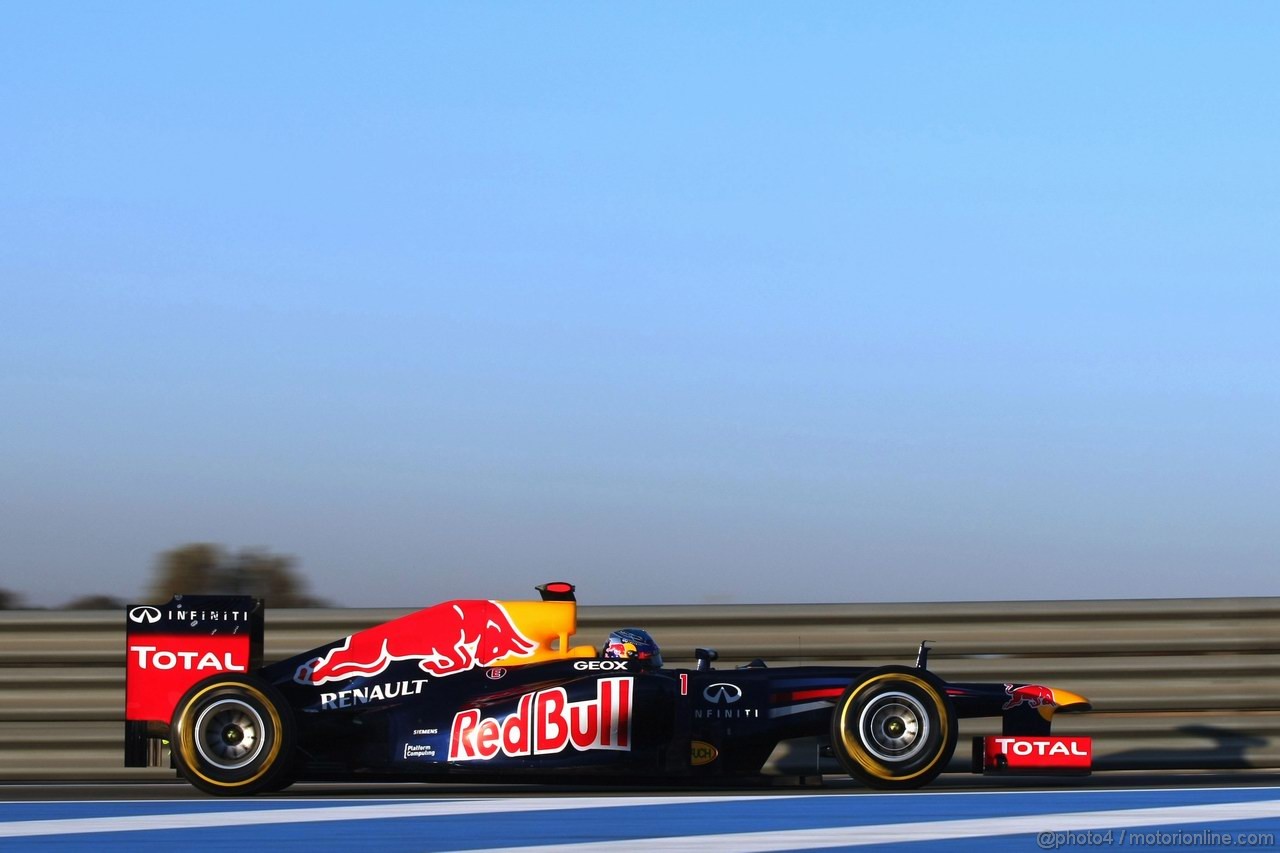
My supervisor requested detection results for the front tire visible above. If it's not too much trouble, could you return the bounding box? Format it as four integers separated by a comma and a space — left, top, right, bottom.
171, 675, 294, 796
830, 666, 957, 790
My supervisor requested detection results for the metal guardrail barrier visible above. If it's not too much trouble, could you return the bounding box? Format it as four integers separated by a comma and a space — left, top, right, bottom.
1, 597, 1276, 780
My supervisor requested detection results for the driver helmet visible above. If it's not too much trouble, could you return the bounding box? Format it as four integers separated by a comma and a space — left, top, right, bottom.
602, 628, 663, 668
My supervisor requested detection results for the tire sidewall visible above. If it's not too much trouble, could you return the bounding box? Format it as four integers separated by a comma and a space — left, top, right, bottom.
172, 674, 294, 796
831, 666, 957, 789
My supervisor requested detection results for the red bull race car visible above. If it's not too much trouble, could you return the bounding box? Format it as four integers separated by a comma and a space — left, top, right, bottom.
124, 583, 1092, 795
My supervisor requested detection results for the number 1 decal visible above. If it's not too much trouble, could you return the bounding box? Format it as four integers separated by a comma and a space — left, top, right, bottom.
679, 673, 688, 696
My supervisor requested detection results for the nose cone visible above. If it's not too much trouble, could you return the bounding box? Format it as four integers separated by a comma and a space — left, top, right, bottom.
1039, 687, 1092, 720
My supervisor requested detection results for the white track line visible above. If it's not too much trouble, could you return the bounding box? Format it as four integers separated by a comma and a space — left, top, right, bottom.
4, 793, 1277, 848
0, 795, 761, 839
469, 799, 1280, 852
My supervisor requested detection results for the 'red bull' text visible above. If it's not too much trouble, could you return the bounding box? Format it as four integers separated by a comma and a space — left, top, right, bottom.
449, 677, 633, 761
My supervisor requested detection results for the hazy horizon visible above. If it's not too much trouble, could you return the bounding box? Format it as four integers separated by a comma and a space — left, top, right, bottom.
3, 4, 1278, 608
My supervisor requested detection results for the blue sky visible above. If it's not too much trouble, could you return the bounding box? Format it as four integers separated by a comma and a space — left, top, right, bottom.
2, 3, 1277, 607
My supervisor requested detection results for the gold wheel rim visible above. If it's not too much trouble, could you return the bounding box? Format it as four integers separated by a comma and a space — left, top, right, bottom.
837, 672, 949, 782
176, 682, 283, 789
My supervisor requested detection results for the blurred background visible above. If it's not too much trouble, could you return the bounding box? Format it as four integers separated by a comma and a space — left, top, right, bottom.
2, 3, 1278, 609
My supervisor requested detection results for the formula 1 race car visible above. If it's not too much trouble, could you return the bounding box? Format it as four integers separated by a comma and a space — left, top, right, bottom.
124, 583, 1092, 795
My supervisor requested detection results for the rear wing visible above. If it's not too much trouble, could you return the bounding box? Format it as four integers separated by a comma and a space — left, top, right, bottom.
124, 595, 263, 766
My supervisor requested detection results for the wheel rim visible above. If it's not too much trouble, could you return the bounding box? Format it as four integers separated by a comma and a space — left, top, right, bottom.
856, 691, 929, 763
194, 698, 267, 770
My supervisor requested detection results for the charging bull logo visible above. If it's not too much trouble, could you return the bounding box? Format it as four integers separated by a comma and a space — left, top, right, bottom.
295, 600, 537, 686
1002, 683, 1057, 710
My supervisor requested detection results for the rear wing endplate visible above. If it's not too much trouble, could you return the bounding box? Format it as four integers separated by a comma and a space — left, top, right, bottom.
124, 595, 263, 766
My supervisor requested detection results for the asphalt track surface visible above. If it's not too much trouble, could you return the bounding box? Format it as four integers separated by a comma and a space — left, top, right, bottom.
3, 774, 1278, 850
3, 770, 1279, 800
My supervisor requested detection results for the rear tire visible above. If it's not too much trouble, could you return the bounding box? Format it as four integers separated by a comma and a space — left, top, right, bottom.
171, 675, 294, 796
830, 666, 957, 790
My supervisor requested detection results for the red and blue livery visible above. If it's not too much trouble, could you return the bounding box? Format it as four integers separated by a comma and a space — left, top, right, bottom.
124, 582, 1092, 794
